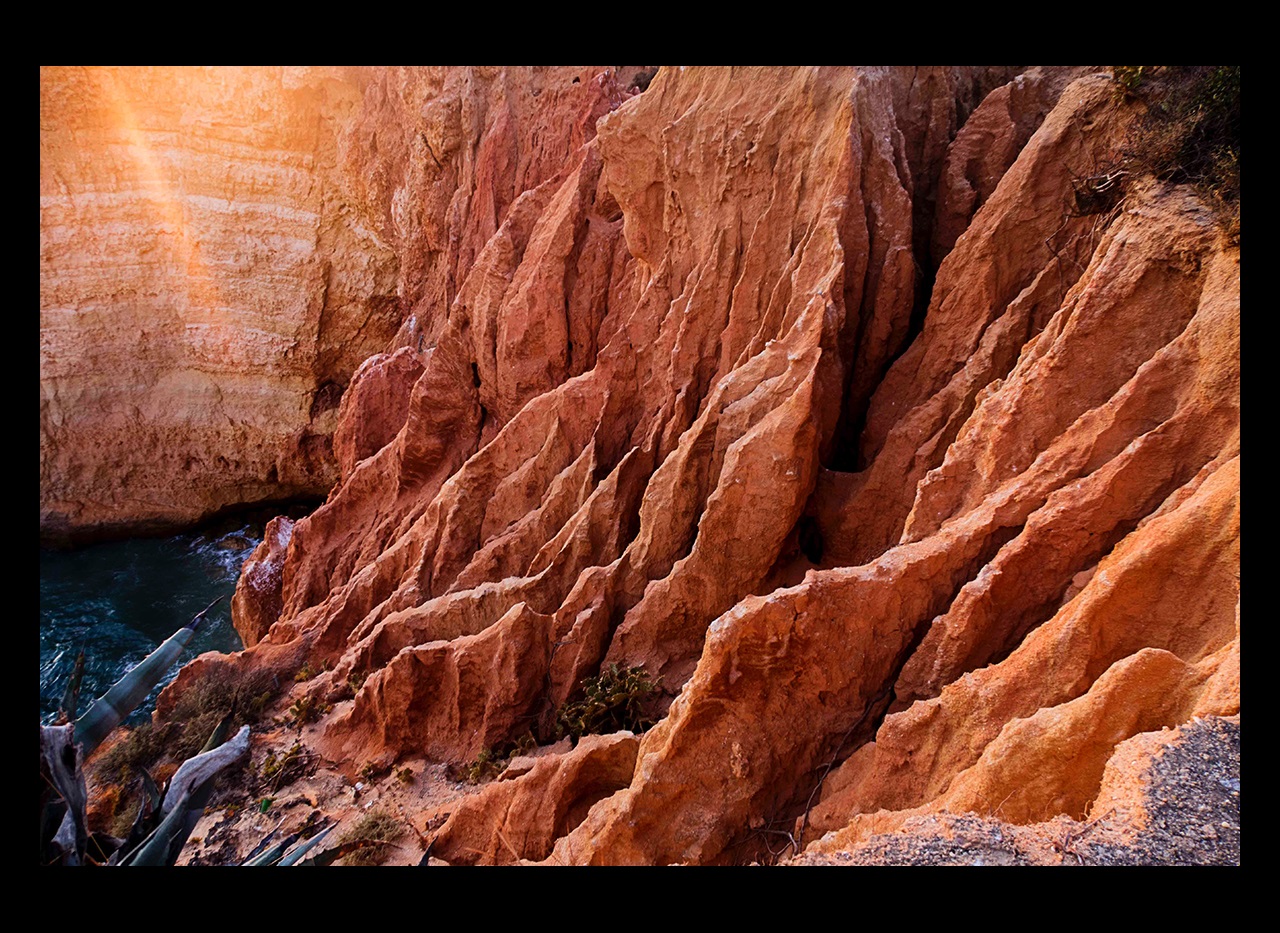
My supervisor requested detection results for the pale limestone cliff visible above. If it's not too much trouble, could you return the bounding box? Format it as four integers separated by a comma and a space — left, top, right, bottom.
40, 65, 643, 542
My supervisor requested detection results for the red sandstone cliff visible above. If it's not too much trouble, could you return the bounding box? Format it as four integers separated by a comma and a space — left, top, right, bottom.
55, 66, 1237, 865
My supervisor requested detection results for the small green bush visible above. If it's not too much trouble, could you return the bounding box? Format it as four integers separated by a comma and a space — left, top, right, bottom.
258, 741, 306, 791
336, 808, 404, 866
457, 746, 506, 784
554, 664, 659, 743
456, 731, 536, 784
107, 794, 140, 840
93, 721, 168, 784
1112, 65, 1147, 100
1117, 65, 1240, 237
93, 666, 277, 783
287, 694, 324, 726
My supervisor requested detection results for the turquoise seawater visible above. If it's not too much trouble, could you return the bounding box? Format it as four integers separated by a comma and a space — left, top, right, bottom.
39, 524, 261, 726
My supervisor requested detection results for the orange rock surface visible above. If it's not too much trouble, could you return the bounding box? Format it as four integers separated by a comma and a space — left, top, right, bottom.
82, 66, 1236, 865
40, 65, 640, 542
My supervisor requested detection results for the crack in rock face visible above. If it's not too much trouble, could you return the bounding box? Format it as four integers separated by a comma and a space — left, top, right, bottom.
44, 65, 1239, 866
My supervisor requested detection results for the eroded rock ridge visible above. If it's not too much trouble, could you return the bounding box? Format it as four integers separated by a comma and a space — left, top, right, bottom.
68, 66, 1235, 865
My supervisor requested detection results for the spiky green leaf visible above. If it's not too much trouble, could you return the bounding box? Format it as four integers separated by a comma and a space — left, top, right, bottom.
139, 767, 162, 815
75, 597, 223, 755
200, 710, 235, 754
122, 789, 192, 866
277, 825, 333, 866
239, 827, 280, 864
242, 832, 300, 866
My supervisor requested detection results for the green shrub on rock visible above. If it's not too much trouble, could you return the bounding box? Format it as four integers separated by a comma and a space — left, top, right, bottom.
554, 664, 659, 743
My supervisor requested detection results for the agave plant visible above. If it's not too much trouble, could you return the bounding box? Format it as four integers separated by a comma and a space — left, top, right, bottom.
38, 597, 254, 866
73, 597, 221, 757
40, 597, 357, 866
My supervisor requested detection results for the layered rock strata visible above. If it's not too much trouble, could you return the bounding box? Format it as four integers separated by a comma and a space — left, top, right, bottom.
40, 65, 641, 542
147, 66, 1236, 865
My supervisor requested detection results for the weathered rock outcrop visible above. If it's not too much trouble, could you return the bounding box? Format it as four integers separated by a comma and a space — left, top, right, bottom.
133, 66, 1236, 866
230, 516, 294, 649
40, 65, 642, 543
789, 713, 1239, 865
430, 732, 640, 865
